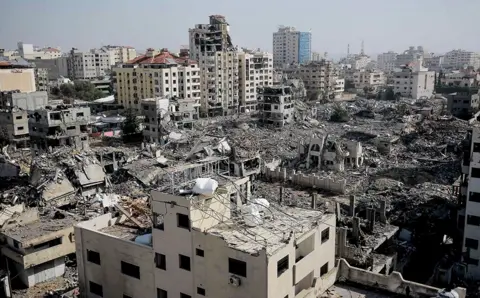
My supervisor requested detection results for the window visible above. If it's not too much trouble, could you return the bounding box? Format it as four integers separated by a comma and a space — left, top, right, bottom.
466, 257, 479, 266
320, 262, 329, 276
155, 253, 166, 270
197, 287, 206, 296
177, 213, 190, 230
89, 281, 103, 297
465, 238, 479, 249
17, 126, 24, 130
87, 250, 101, 265
15, 115, 22, 120
467, 215, 480, 226
470, 192, 480, 203
474, 143, 480, 153
157, 288, 167, 298
196, 248, 204, 257
121, 261, 140, 279
179, 254, 191, 271
228, 258, 247, 277
123, 295, 132, 298
277, 255, 289, 277
77, 112, 84, 117
180, 294, 191, 298
321, 228, 330, 243
471, 168, 480, 178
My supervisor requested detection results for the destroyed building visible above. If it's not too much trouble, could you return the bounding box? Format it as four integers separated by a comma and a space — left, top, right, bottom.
29, 104, 90, 153
0, 107, 29, 149
446, 90, 480, 118
258, 85, 294, 127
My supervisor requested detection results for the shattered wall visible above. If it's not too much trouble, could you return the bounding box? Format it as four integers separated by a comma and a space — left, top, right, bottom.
263, 167, 346, 194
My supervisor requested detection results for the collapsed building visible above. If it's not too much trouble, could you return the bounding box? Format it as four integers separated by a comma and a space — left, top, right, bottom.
258, 85, 294, 127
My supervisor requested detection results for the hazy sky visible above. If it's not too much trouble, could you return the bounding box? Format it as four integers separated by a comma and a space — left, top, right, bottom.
1, 0, 478, 58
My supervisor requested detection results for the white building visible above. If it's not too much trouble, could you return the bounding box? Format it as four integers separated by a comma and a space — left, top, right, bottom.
392, 63, 435, 99
334, 79, 345, 98
272, 26, 312, 68
66, 48, 112, 80
441, 71, 480, 88
311, 52, 323, 61
17, 42, 62, 60
377, 51, 397, 72
75, 185, 336, 298
189, 15, 239, 117
100, 45, 137, 65
444, 50, 480, 70
238, 49, 273, 113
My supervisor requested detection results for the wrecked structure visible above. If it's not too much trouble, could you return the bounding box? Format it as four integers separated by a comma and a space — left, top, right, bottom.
258, 85, 294, 127
29, 104, 90, 153
446, 90, 480, 118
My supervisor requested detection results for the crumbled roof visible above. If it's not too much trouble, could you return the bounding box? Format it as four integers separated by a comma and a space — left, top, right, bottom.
206, 205, 333, 256
126, 50, 196, 65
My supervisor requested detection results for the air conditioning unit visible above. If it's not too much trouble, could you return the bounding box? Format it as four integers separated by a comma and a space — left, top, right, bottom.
229, 275, 241, 287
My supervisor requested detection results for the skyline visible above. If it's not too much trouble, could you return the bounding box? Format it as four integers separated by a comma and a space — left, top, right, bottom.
1, 0, 479, 58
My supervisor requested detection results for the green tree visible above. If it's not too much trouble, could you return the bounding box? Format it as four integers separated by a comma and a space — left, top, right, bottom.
50, 86, 60, 96
122, 109, 140, 135
56, 81, 105, 101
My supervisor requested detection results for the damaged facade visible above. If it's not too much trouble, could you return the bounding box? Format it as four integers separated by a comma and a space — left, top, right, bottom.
259, 86, 294, 127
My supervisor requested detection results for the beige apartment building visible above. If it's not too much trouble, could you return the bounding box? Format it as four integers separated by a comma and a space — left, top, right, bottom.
238, 49, 273, 113
115, 49, 201, 112
353, 70, 386, 92
0, 59, 36, 92
75, 184, 336, 298
101, 45, 137, 65
284, 60, 338, 99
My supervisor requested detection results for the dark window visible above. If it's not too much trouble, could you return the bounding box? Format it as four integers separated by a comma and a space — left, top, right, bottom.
179, 254, 191, 271
153, 213, 164, 230
177, 213, 190, 230
470, 192, 480, 203
277, 255, 289, 277
77, 112, 84, 117
123, 295, 132, 298
157, 288, 167, 298
155, 253, 166, 270
467, 215, 480, 226
197, 287, 206, 296
87, 250, 101, 265
321, 228, 330, 243
472, 168, 480, 178
15, 115, 22, 120
196, 248, 204, 257
466, 257, 479, 266
89, 281, 103, 297
180, 294, 191, 298
121, 261, 140, 279
320, 262, 329, 276
474, 143, 480, 153
465, 238, 479, 249
229, 258, 247, 277
17, 126, 24, 130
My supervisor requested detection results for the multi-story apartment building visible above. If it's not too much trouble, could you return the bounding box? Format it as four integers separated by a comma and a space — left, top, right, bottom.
101, 45, 137, 65
377, 51, 398, 72
284, 60, 337, 98
353, 70, 386, 92
0, 104, 29, 149
75, 186, 336, 298
0, 57, 36, 92
115, 49, 201, 112
272, 26, 311, 68
238, 49, 274, 113
311, 52, 323, 61
29, 104, 90, 153
259, 85, 294, 127
447, 90, 480, 117
34, 67, 49, 91
17, 42, 62, 60
392, 63, 435, 99
66, 48, 112, 80
395, 46, 427, 68
444, 50, 480, 70
441, 71, 480, 88
189, 15, 239, 116
424, 55, 445, 72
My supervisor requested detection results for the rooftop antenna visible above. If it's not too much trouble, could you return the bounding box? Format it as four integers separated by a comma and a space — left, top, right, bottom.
360, 40, 365, 56
347, 44, 350, 58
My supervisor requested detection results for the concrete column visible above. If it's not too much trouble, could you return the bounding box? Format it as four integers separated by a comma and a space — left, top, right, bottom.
352, 216, 360, 242
311, 193, 317, 209
337, 227, 348, 258
335, 202, 341, 220
379, 200, 387, 223
349, 195, 356, 216
367, 208, 376, 231
279, 187, 284, 205
246, 180, 251, 201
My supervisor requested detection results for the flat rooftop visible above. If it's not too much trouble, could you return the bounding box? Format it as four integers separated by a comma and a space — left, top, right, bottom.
3, 210, 86, 242
325, 283, 395, 298
206, 205, 334, 256
99, 223, 143, 241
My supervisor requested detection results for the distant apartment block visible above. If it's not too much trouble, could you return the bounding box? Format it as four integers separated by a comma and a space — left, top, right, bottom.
444, 50, 480, 70
189, 15, 239, 117
238, 49, 274, 113
114, 49, 201, 112
101, 45, 137, 65
17, 42, 62, 60
377, 51, 397, 72
353, 70, 386, 92
66, 48, 112, 80
447, 90, 480, 117
259, 85, 294, 127
273, 26, 312, 68
392, 63, 435, 99
284, 60, 338, 98
0, 58, 36, 92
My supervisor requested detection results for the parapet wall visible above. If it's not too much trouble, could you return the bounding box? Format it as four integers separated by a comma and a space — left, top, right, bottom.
262, 166, 346, 194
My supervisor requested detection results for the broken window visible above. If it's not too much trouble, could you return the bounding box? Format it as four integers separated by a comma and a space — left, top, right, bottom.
196, 248, 204, 257
157, 288, 167, 298
17, 126, 24, 131
321, 228, 330, 243
153, 213, 164, 230
123, 295, 132, 298
87, 250, 101, 265
29, 237, 62, 253
471, 168, 480, 178
469, 192, 480, 203
180, 294, 191, 298
467, 215, 480, 226
465, 257, 479, 266
465, 238, 479, 249
197, 287, 206, 296
67, 126, 75, 130
49, 112, 61, 120
320, 262, 329, 276
15, 115, 22, 120
121, 261, 140, 279
77, 112, 84, 117
179, 254, 191, 271
277, 255, 289, 277
296, 233, 315, 262
228, 258, 247, 277
177, 213, 190, 230
155, 253, 166, 270
89, 281, 103, 297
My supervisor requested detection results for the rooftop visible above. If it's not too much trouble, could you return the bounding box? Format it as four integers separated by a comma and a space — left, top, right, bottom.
126, 50, 196, 65
3, 210, 86, 242
206, 204, 334, 256
99, 223, 144, 241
